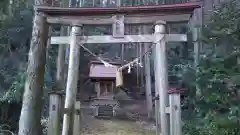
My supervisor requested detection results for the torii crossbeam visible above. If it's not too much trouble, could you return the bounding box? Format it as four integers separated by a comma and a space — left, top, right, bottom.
36, 2, 200, 45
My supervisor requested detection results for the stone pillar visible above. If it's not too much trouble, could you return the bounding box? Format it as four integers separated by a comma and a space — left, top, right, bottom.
168, 88, 182, 135
48, 91, 63, 135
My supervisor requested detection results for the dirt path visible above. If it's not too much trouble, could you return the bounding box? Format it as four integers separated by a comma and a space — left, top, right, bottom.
80, 108, 155, 135
81, 118, 155, 135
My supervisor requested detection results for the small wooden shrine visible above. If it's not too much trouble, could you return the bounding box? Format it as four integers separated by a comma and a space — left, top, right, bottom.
89, 60, 121, 117
89, 60, 121, 98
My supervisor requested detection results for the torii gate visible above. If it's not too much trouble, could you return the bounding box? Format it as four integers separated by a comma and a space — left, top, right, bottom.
34, 2, 200, 135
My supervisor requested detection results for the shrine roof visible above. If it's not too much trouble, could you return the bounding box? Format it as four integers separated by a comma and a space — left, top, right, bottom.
36, 2, 201, 16
89, 64, 119, 79
90, 60, 121, 66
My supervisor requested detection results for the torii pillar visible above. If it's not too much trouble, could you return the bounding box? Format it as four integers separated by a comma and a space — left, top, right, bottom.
154, 20, 169, 135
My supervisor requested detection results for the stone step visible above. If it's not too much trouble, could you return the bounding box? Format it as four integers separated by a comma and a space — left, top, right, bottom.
95, 105, 114, 118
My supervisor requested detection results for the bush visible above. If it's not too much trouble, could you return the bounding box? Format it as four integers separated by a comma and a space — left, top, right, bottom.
41, 117, 48, 135
182, 0, 240, 134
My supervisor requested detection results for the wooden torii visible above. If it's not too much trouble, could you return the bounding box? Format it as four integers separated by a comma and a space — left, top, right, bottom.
32, 1, 200, 135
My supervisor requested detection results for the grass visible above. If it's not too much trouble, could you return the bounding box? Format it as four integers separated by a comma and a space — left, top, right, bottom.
81, 119, 155, 135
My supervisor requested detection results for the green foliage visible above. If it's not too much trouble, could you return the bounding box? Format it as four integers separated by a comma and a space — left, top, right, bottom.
0, 69, 25, 103
0, 0, 32, 103
183, 119, 238, 135
183, 0, 240, 135
183, 54, 240, 135
202, 0, 240, 54
0, 0, 58, 103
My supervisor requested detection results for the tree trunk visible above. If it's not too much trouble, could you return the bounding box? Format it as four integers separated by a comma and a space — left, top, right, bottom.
18, 10, 50, 135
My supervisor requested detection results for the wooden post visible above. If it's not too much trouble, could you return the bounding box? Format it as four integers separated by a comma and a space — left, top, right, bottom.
154, 20, 169, 135
62, 0, 68, 91
104, 83, 108, 96
121, 43, 125, 64
111, 82, 114, 93
17, 3, 50, 135
61, 25, 82, 135
95, 82, 101, 98
73, 101, 81, 135
144, 43, 153, 119
168, 89, 181, 135
192, 8, 202, 69
190, 7, 203, 97
116, 0, 120, 7
56, 27, 67, 89
48, 21, 67, 135
153, 0, 160, 128
153, 41, 160, 135
47, 91, 62, 135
